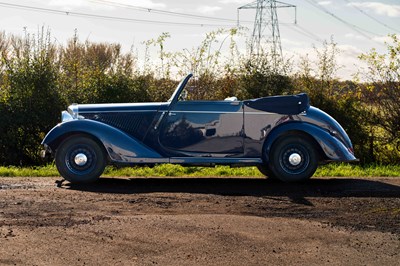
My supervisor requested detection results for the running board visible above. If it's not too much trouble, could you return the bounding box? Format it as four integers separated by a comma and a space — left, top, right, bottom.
124, 157, 262, 165
169, 157, 262, 165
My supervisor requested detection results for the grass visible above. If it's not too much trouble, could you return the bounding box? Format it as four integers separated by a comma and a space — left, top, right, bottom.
0, 165, 60, 177
0, 163, 399, 178
315, 163, 400, 177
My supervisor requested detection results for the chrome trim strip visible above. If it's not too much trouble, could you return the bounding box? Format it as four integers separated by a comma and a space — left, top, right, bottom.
245, 112, 276, 115
78, 110, 159, 114
167, 111, 276, 115
169, 111, 242, 114
77, 110, 276, 115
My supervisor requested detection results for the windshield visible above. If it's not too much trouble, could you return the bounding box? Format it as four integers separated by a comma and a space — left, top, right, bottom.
168, 75, 191, 103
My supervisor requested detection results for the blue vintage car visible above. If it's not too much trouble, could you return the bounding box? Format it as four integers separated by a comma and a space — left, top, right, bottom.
42, 74, 357, 183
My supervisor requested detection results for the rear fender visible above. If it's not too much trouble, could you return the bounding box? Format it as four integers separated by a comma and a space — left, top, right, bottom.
263, 122, 356, 162
42, 119, 163, 163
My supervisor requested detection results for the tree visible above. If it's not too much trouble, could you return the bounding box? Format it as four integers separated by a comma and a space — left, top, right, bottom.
359, 34, 400, 143
0, 29, 62, 165
358, 34, 400, 163
239, 50, 294, 99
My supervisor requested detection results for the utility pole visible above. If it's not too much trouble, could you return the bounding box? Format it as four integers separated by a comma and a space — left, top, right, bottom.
238, 0, 296, 67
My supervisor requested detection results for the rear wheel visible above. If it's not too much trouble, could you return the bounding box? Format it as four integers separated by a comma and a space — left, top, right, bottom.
257, 165, 277, 179
55, 135, 106, 183
268, 135, 318, 182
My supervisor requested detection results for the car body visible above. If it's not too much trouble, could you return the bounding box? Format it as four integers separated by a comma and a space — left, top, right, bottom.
42, 73, 357, 183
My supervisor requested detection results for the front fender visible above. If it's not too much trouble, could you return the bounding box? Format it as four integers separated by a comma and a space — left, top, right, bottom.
264, 122, 357, 162
42, 119, 163, 163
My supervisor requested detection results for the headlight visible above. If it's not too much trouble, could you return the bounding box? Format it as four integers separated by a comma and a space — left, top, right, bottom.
67, 103, 79, 119
62, 103, 79, 122
61, 111, 74, 122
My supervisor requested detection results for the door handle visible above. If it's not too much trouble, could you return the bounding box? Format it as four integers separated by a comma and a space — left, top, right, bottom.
169, 112, 176, 116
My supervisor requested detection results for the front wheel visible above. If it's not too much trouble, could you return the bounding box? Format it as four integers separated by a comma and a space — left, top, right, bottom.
55, 135, 106, 183
268, 135, 318, 182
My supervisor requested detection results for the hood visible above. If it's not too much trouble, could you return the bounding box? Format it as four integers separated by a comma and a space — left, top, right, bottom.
75, 102, 167, 114
64, 102, 168, 120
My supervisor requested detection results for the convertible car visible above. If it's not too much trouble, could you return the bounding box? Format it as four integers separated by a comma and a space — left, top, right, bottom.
42, 73, 357, 183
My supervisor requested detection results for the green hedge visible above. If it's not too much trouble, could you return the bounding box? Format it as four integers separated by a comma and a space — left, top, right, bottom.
0, 30, 398, 165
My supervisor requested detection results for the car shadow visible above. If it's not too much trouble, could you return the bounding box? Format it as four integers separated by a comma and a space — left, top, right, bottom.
63, 177, 400, 198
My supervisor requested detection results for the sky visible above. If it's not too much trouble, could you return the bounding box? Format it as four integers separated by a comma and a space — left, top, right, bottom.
0, 0, 399, 80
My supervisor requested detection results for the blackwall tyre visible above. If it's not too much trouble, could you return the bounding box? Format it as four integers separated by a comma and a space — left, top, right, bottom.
257, 165, 278, 179
268, 135, 318, 182
55, 135, 106, 183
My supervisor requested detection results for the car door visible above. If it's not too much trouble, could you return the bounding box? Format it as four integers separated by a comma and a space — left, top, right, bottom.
159, 100, 244, 156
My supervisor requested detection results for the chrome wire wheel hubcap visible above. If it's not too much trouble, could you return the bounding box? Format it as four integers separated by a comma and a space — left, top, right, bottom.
280, 146, 309, 175
74, 153, 88, 166
288, 153, 302, 166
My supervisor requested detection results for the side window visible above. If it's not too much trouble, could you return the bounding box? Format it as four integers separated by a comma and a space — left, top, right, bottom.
182, 78, 238, 101
182, 79, 214, 101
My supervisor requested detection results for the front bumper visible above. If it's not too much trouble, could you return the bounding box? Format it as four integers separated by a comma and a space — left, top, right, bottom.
40, 144, 52, 159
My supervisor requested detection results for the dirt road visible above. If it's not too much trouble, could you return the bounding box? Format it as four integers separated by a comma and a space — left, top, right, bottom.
1, 176, 399, 265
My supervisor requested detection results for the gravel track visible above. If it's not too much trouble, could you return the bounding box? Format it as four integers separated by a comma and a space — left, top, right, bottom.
0, 176, 399, 265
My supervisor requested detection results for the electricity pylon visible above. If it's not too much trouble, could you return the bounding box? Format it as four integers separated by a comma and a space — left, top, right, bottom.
238, 0, 296, 67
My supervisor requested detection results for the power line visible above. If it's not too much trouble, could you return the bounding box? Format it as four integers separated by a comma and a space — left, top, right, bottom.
238, 0, 297, 68
0, 2, 235, 28
296, 24, 323, 42
89, 0, 254, 24
284, 24, 323, 43
304, 0, 379, 40
343, 0, 400, 34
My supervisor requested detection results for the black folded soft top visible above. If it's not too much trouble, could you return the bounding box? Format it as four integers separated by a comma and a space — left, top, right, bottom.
244, 93, 310, 115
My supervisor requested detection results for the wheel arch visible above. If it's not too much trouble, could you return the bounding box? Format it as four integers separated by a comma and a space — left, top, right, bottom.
262, 122, 339, 163
42, 119, 163, 163
54, 132, 109, 162
266, 130, 325, 161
